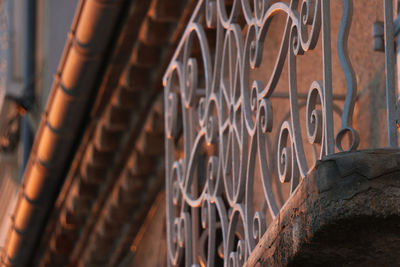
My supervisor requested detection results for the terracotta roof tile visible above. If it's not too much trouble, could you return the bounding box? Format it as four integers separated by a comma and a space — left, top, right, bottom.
76, 179, 99, 199
93, 124, 124, 150
151, 0, 183, 22
103, 105, 133, 130
139, 17, 172, 45
113, 86, 142, 108
131, 42, 162, 67
80, 164, 108, 184
60, 43, 101, 92
126, 66, 150, 90
120, 170, 144, 192
83, 142, 114, 167
75, 0, 123, 54
47, 86, 86, 132
36, 123, 70, 166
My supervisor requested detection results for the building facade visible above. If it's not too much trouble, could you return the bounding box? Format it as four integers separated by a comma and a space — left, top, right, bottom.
1, 0, 400, 266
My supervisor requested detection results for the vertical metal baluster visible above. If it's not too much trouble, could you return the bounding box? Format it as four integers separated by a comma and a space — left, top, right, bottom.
396, 0, 400, 133
335, 0, 359, 152
321, 0, 334, 154
338, 0, 356, 129
384, 0, 398, 147
192, 161, 199, 265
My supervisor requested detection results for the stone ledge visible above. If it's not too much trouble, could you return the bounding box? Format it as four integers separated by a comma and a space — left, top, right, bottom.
244, 149, 400, 266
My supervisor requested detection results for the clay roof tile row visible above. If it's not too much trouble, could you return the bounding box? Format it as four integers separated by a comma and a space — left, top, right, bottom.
1, 0, 127, 265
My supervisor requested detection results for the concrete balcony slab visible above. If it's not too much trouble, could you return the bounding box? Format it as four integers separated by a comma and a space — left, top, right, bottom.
245, 149, 400, 266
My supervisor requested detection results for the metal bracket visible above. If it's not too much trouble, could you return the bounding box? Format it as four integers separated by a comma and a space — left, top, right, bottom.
373, 17, 400, 52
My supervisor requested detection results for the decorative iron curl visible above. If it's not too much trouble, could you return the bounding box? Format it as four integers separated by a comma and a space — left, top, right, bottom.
277, 121, 294, 184
306, 80, 324, 145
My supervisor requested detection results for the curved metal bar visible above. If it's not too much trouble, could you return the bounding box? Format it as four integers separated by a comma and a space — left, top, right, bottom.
337, 0, 356, 128
335, 0, 359, 152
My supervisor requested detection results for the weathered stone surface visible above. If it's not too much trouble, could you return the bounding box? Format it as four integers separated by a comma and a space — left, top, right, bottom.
245, 149, 400, 267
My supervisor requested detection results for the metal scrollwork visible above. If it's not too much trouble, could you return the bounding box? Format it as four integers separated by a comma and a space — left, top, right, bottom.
164, 0, 357, 266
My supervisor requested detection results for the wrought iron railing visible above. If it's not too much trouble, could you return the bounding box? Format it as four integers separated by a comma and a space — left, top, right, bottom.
163, 0, 397, 266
